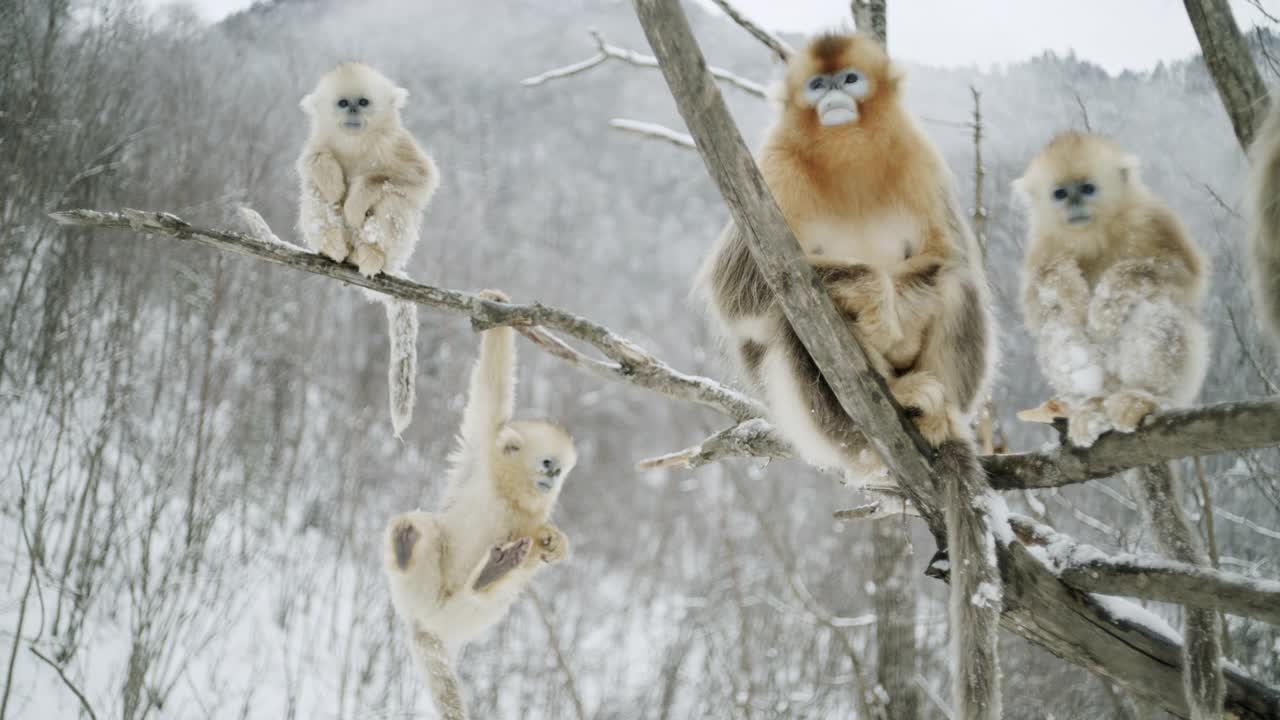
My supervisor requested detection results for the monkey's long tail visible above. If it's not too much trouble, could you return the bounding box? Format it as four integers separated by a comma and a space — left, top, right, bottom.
411, 624, 468, 720
1128, 462, 1224, 719
938, 439, 1003, 720
386, 298, 418, 439
1248, 98, 1280, 346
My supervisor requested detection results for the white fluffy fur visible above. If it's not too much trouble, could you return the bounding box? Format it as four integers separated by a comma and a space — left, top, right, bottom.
384, 295, 576, 718
297, 62, 440, 436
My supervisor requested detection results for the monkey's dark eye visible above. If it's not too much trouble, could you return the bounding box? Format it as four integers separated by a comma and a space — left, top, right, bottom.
808, 77, 825, 91
337, 99, 349, 108
1052, 187, 1069, 201
1080, 182, 1096, 196
843, 73, 860, 84
357, 97, 370, 107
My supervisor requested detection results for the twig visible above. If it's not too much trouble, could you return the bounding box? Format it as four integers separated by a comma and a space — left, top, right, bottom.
29, 647, 98, 720
636, 418, 788, 469
609, 119, 695, 149
528, 590, 587, 720
521, 30, 766, 98
706, 0, 792, 61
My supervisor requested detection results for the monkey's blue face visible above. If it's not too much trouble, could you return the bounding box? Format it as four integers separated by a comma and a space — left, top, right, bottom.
1050, 179, 1098, 226
802, 66, 871, 126
333, 95, 373, 133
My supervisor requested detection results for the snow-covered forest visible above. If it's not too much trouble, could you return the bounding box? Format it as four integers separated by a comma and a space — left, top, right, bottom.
2, 0, 1279, 718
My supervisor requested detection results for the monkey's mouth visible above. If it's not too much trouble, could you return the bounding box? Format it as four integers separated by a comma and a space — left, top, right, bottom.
535, 477, 556, 493
817, 93, 858, 127
1066, 210, 1091, 225
341, 119, 365, 131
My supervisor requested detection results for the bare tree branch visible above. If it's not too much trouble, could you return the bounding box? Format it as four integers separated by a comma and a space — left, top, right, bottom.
521, 30, 766, 98
609, 119, 696, 149
1010, 515, 1280, 626
706, 0, 792, 61
984, 397, 1280, 489
48, 208, 766, 423
29, 647, 98, 720
636, 419, 788, 469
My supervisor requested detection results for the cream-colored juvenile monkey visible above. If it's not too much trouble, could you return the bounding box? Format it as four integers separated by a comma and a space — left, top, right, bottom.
1014, 132, 1209, 446
297, 62, 437, 276
1015, 133, 1223, 719
383, 290, 576, 720
698, 33, 994, 481
297, 62, 439, 437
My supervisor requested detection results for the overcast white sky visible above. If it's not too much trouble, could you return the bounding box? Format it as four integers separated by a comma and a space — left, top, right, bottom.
156, 0, 1277, 74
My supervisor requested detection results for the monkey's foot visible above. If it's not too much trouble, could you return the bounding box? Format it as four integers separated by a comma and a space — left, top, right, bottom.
352, 242, 387, 277
1015, 398, 1069, 424
473, 537, 532, 591
318, 225, 351, 263
389, 519, 421, 571
1066, 397, 1110, 447
1104, 390, 1158, 433
890, 372, 953, 445
534, 526, 568, 565
477, 288, 510, 303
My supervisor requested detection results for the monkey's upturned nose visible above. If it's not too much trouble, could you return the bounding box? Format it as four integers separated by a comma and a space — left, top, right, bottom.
541, 459, 560, 477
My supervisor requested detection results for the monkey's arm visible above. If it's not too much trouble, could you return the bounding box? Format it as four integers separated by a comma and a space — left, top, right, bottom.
809, 256, 902, 347
343, 137, 437, 227
303, 151, 346, 205
457, 290, 517, 457
1022, 256, 1090, 333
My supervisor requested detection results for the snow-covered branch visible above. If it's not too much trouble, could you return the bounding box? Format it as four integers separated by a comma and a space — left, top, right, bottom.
608, 119, 695, 149
1010, 515, 1280, 626
635, 418, 789, 469
984, 397, 1280, 489
637, 397, 1280, 491
1064, 557, 1280, 627
520, 30, 766, 98
48, 208, 765, 423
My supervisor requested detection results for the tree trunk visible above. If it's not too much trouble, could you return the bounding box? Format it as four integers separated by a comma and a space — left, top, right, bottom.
1182, 0, 1268, 149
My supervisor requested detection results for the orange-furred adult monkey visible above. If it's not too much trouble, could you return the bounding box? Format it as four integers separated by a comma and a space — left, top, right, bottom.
698, 34, 1000, 719
697, 33, 995, 483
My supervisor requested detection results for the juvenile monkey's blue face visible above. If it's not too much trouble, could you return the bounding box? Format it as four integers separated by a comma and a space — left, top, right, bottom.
1050, 178, 1099, 225
332, 93, 373, 133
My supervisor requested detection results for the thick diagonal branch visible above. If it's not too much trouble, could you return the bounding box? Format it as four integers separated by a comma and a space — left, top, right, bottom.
49, 208, 765, 423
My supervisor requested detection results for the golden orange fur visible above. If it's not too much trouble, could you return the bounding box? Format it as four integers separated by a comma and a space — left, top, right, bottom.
699, 33, 993, 477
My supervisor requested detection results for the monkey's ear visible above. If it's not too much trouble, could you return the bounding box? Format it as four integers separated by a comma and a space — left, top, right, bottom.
882, 62, 905, 95
496, 426, 523, 454
1010, 175, 1031, 202
393, 87, 409, 109
1119, 153, 1140, 184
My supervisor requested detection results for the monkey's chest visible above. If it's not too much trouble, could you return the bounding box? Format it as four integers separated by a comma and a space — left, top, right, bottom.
797, 212, 918, 269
